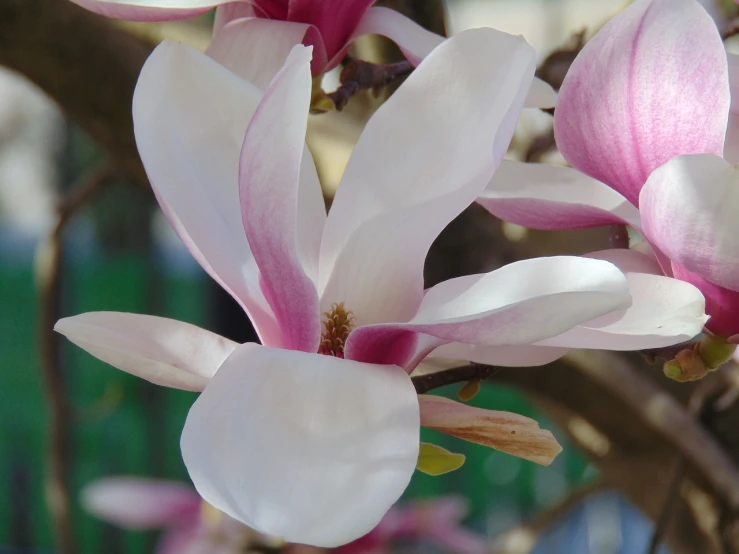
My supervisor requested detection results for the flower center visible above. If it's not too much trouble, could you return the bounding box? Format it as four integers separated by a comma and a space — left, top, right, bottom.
318, 302, 355, 358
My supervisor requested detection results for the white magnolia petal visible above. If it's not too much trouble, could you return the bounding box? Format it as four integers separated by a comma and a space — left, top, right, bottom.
133, 41, 281, 345
640, 154, 739, 292
478, 160, 642, 230
348, 6, 443, 66
81, 477, 200, 529
318, 28, 536, 325
55, 313, 237, 391
68, 0, 223, 21
207, 18, 316, 90
181, 344, 420, 547
430, 343, 568, 368
525, 77, 557, 109
345, 256, 630, 369
537, 249, 708, 349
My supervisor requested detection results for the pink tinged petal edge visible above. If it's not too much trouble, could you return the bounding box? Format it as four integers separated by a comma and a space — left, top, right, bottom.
537, 249, 708, 350
418, 396, 562, 466
348, 8, 554, 109
208, 18, 325, 90
346, 256, 630, 370
67, 0, 223, 21
132, 41, 282, 347
554, 0, 729, 206
640, 154, 739, 292
318, 28, 536, 327
672, 263, 739, 337
54, 312, 237, 391
478, 160, 642, 230
81, 477, 201, 529
181, 344, 420, 548
239, 45, 321, 352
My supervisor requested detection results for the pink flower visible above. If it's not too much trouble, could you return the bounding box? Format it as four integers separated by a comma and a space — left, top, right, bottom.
55, 28, 704, 546
83, 477, 485, 554
66, 0, 558, 105
478, 0, 736, 338
81, 476, 282, 554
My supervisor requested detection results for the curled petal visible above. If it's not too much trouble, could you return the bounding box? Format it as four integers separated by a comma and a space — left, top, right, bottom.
319, 28, 536, 326
537, 249, 708, 350
348, 6, 444, 66
640, 154, 739, 292
55, 312, 237, 391
181, 344, 420, 547
418, 396, 562, 465
478, 160, 642, 230
133, 41, 282, 346
346, 256, 630, 370
81, 477, 200, 529
554, 0, 729, 206
239, 45, 320, 352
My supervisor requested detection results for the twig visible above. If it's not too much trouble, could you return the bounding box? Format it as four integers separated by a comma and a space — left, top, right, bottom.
646, 376, 727, 554
565, 350, 739, 514
722, 18, 739, 40
37, 161, 116, 554
412, 363, 501, 394
0, 0, 152, 186
323, 58, 414, 112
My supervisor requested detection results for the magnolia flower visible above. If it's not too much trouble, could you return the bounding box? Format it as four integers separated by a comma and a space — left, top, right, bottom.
478, 0, 727, 350
82, 477, 272, 554
83, 477, 485, 554
55, 28, 703, 546
66, 0, 558, 105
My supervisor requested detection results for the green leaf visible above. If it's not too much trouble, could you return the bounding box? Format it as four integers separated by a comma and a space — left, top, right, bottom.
416, 442, 465, 476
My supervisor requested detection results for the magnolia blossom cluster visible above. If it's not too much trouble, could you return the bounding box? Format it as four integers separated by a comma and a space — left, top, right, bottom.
53, 0, 734, 548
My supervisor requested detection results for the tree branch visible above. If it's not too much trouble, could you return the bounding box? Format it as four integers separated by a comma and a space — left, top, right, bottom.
0, 0, 152, 185
37, 161, 116, 554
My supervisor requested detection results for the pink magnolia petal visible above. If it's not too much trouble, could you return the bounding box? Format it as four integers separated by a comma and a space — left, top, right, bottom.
68, 0, 222, 21
346, 256, 630, 370
239, 46, 320, 352
81, 477, 200, 529
55, 312, 237, 391
537, 249, 708, 350
554, 0, 729, 206
287, 0, 375, 61
208, 18, 325, 89
672, 262, 739, 337
478, 160, 642, 230
133, 41, 282, 346
640, 153, 739, 292
318, 29, 536, 327
418, 396, 562, 465
181, 344, 419, 547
